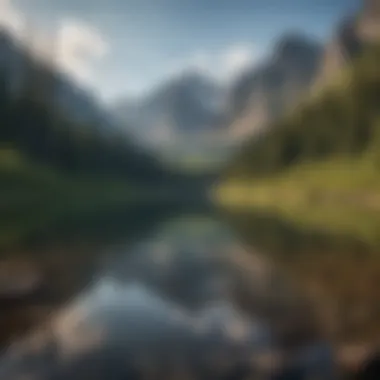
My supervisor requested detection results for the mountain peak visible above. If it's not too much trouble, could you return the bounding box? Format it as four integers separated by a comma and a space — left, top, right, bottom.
274, 32, 321, 61
161, 69, 218, 94
357, 0, 380, 41
228, 32, 323, 139
363, 0, 380, 16
113, 67, 228, 144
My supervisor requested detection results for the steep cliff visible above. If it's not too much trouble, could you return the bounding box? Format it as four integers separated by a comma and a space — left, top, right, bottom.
228, 33, 322, 140
314, 0, 380, 89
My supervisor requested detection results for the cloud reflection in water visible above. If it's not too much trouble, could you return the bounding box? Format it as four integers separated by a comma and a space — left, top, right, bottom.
0, 216, 335, 380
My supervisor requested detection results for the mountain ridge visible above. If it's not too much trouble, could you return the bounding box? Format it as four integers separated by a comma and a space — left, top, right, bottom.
113, 70, 228, 147
0, 28, 121, 135
226, 32, 323, 140
314, 1, 380, 90
112, 32, 326, 156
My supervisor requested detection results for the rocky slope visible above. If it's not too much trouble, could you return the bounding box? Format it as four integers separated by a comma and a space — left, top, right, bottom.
227, 1, 380, 142
227, 33, 323, 140
113, 34, 324, 166
314, 0, 380, 89
113, 71, 228, 148
113, 1, 380, 165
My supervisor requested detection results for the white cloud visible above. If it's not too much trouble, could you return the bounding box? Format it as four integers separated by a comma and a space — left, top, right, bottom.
56, 19, 109, 84
221, 45, 256, 79
167, 44, 257, 84
0, 0, 109, 85
0, 0, 24, 38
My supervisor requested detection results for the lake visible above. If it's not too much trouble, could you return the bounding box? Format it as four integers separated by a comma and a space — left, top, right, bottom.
0, 205, 379, 379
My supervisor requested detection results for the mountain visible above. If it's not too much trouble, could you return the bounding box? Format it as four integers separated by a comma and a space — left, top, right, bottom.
314, 0, 380, 89
112, 2, 379, 168
227, 33, 323, 140
113, 71, 228, 147
112, 34, 324, 169
223, 1, 380, 142
220, 1, 380, 192
0, 28, 177, 189
219, 43, 380, 208
0, 29, 119, 134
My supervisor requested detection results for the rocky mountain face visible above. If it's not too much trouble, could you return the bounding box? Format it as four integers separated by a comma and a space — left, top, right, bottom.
314, 0, 380, 89
225, 1, 380, 142
6, 0, 368, 169
113, 71, 228, 147
113, 34, 325, 163
226, 33, 323, 140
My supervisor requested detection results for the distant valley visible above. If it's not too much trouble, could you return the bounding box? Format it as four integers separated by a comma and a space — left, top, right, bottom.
112, 33, 325, 170
217, 0, 380, 215
112, 0, 380, 172
3, 0, 378, 174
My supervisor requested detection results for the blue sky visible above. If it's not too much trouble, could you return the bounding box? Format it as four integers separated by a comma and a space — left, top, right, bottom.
3, 0, 360, 103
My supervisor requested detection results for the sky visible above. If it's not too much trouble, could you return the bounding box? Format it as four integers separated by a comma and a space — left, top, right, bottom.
1, 0, 361, 104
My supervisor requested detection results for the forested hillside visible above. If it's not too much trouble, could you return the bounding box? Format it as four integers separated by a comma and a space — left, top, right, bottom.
224, 43, 380, 182
0, 29, 190, 230
0, 66, 165, 184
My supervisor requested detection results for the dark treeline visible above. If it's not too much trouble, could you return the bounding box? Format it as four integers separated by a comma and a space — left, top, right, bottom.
0, 31, 171, 185
226, 44, 380, 179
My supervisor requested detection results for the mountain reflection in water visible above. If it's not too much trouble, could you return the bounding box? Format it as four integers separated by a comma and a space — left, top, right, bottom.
0, 215, 335, 380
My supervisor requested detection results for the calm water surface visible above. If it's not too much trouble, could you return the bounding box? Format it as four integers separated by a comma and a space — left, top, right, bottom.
0, 208, 379, 379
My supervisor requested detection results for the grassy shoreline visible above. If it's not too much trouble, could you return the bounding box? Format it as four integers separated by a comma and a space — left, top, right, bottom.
216, 158, 380, 245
